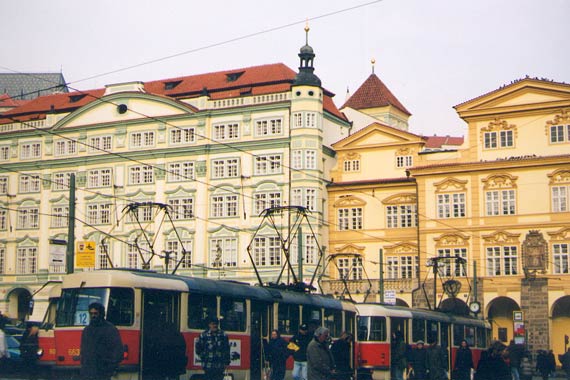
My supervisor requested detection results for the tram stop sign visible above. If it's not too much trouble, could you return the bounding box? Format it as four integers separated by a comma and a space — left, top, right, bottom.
384, 290, 396, 305
76, 241, 96, 268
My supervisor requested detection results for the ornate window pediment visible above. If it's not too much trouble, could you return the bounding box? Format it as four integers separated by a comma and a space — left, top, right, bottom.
548, 169, 570, 185
341, 152, 361, 161
382, 193, 417, 205
434, 178, 468, 193
333, 243, 365, 255
333, 195, 366, 208
396, 147, 414, 156
385, 242, 418, 255
545, 109, 570, 133
434, 233, 470, 247
481, 118, 517, 138
482, 230, 520, 245
482, 173, 518, 190
548, 227, 570, 241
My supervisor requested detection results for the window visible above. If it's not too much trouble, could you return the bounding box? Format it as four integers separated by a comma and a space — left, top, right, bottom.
212, 158, 239, 179
20, 142, 41, 159
292, 188, 318, 212
17, 246, 37, 274
127, 239, 151, 269
387, 256, 417, 279
170, 127, 195, 145
129, 165, 154, 185
0, 210, 7, 230
126, 203, 153, 223
552, 186, 569, 212
254, 154, 282, 175
436, 248, 468, 277
486, 246, 518, 276
292, 113, 303, 128
167, 197, 194, 220
278, 304, 300, 335
188, 293, 217, 329
19, 174, 40, 193
550, 124, 570, 143
54, 139, 77, 156
292, 150, 303, 169
305, 150, 317, 169
486, 190, 516, 215
0, 177, 7, 194
167, 162, 194, 182
210, 237, 237, 267
51, 206, 69, 228
211, 194, 238, 217
253, 236, 281, 266
484, 132, 497, 149
396, 155, 413, 168
254, 192, 281, 215
386, 204, 417, 228
255, 118, 282, 136
500, 130, 514, 147
292, 150, 317, 170
485, 129, 515, 148
337, 257, 363, 280
338, 207, 363, 230
130, 131, 155, 148
344, 159, 360, 172
88, 135, 112, 152
213, 123, 239, 140
289, 235, 318, 265
553, 243, 570, 274
220, 297, 247, 332
437, 193, 466, 218
17, 207, 39, 229
0, 146, 9, 161
87, 169, 112, 188
53, 172, 73, 191
87, 203, 112, 224
96, 242, 110, 270
0, 247, 4, 273
166, 239, 192, 269
305, 113, 317, 128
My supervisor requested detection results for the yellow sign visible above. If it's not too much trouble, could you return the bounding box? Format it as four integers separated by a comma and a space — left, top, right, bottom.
76, 241, 96, 268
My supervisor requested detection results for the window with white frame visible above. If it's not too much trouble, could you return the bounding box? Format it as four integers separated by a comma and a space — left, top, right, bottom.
96, 241, 110, 269
19, 174, 40, 193
486, 246, 518, 276
127, 203, 154, 223
170, 127, 195, 145
289, 235, 318, 265
211, 194, 238, 217
0, 247, 4, 273
254, 154, 282, 175
0, 209, 7, 230
550, 124, 570, 143
291, 188, 317, 212
305, 113, 317, 128
166, 239, 192, 269
386, 204, 417, 228
53, 172, 73, 191
485, 190, 516, 215
213, 123, 239, 140
130, 131, 155, 148
436, 248, 468, 277
344, 159, 360, 172
210, 237, 237, 267
292, 150, 303, 169
88, 135, 113, 152
387, 255, 417, 279
87, 203, 112, 224
167, 197, 194, 220
552, 185, 569, 212
126, 240, 151, 269
292, 113, 303, 128
396, 155, 413, 168
337, 257, 363, 280
553, 243, 570, 274
254, 192, 281, 215
54, 139, 77, 156
129, 165, 154, 185
484, 130, 515, 149
17, 246, 37, 274
87, 169, 112, 188
500, 130, 514, 147
20, 142, 41, 159
338, 207, 363, 230
305, 150, 317, 170
17, 207, 39, 229
51, 206, 69, 228
253, 236, 281, 266
437, 193, 466, 218
255, 118, 282, 136
484, 132, 497, 149
167, 162, 195, 182
0, 146, 9, 161
0, 176, 7, 194
212, 158, 239, 179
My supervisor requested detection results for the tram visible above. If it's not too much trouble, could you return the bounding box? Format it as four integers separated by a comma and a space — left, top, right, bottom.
355, 303, 491, 380
46, 269, 356, 380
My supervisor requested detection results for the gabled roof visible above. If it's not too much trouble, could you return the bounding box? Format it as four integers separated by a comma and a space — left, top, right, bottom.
341, 73, 410, 116
422, 135, 464, 149
332, 121, 424, 149
0, 73, 68, 100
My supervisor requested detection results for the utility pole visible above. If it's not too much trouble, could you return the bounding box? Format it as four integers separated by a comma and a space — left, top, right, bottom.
66, 174, 76, 274
379, 248, 384, 303
297, 227, 303, 282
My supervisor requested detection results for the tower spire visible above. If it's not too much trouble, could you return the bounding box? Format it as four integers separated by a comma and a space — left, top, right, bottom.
371, 58, 376, 75
294, 23, 321, 87
305, 19, 310, 45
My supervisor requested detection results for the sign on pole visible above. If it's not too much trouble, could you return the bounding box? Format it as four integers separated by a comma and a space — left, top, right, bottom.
384, 290, 396, 305
49, 239, 67, 267
76, 241, 96, 268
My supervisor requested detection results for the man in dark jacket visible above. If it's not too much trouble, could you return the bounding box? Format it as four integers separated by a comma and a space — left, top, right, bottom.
410, 341, 428, 380
330, 331, 353, 380
196, 317, 231, 380
307, 327, 334, 380
80, 302, 124, 380
290, 324, 312, 380
391, 331, 408, 380
506, 340, 524, 380
265, 329, 289, 380
426, 339, 447, 380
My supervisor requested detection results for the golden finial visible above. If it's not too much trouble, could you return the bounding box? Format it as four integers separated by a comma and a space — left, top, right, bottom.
304, 19, 310, 45
371, 58, 376, 74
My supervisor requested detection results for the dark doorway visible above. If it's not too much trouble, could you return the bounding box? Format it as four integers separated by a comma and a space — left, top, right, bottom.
251, 302, 269, 380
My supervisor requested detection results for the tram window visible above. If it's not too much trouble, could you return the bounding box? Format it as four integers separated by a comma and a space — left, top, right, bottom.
426, 320, 439, 344
346, 312, 356, 336
188, 293, 217, 329
369, 316, 387, 341
464, 326, 475, 347
357, 316, 369, 341
56, 288, 109, 327
453, 324, 464, 346
324, 309, 342, 338
220, 297, 246, 332
107, 288, 134, 326
278, 303, 300, 335
476, 327, 487, 348
303, 307, 321, 325
412, 319, 426, 343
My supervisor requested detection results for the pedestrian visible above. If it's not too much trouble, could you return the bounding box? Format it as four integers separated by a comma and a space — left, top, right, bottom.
289, 323, 312, 380
80, 302, 124, 380
146, 320, 187, 380
453, 340, 473, 380
306, 326, 334, 380
506, 340, 524, 380
474, 341, 510, 380
331, 331, 353, 380
409, 340, 428, 380
547, 350, 556, 379
558, 348, 570, 380
196, 317, 231, 380
537, 350, 551, 380
0, 316, 10, 372
520, 351, 533, 380
426, 339, 447, 380
20, 323, 40, 380
390, 331, 408, 380
264, 329, 289, 380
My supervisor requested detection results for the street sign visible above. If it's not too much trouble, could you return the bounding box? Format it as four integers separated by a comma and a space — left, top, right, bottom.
384, 290, 396, 305
49, 241, 66, 266
76, 240, 96, 268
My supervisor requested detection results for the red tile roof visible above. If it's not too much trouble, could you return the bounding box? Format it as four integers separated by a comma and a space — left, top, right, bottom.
422, 135, 464, 148
342, 73, 410, 116
0, 94, 28, 108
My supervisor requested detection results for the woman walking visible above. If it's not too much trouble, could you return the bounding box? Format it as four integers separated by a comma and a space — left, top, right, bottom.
453, 340, 473, 380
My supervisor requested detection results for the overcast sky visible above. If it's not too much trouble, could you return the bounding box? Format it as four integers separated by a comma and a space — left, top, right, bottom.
2, 0, 568, 137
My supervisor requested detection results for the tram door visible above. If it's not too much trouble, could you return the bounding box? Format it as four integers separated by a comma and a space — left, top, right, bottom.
140, 290, 181, 380
250, 302, 269, 380
390, 317, 408, 342
440, 323, 450, 373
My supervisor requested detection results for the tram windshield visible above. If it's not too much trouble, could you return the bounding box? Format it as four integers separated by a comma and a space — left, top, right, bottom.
56, 287, 134, 327
357, 316, 387, 342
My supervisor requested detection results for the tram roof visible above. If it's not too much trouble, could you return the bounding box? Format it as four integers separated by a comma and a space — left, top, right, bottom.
356, 303, 414, 318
